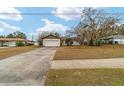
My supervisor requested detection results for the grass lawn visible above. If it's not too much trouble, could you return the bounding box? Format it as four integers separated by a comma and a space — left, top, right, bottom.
45, 69, 124, 86
0, 46, 40, 60
54, 45, 124, 60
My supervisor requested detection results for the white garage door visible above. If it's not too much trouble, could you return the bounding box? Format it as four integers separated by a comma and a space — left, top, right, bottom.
43, 39, 60, 47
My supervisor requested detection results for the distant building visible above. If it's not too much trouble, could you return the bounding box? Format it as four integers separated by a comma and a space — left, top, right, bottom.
110, 35, 124, 44
102, 35, 124, 44
0, 38, 28, 47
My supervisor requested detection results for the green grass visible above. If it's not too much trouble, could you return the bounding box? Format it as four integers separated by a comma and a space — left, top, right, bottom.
46, 69, 124, 86
0, 46, 40, 60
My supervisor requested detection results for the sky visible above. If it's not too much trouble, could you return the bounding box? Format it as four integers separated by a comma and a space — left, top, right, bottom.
0, 7, 124, 40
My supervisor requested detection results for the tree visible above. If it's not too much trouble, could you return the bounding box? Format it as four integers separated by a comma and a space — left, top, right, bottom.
7, 31, 27, 39
119, 24, 124, 35
7, 34, 14, 38
0, 35, 5, 38
74, 8, 119, 46
38, 31, 49, 45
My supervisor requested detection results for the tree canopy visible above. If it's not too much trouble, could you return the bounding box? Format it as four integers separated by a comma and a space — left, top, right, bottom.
7, 31, 27, 39
73, 8, 120, 46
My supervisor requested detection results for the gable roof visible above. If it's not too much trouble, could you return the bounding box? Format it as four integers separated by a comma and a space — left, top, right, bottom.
42, 34, 61, 39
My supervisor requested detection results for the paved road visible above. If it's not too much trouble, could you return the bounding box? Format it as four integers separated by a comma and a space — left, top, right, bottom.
0, 47, 56, 85
52, 58, 124, 69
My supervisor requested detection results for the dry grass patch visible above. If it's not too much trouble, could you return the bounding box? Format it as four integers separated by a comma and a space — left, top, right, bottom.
0, 46, 40, 60
54, 45, 124, 60
46, 69, 124, 86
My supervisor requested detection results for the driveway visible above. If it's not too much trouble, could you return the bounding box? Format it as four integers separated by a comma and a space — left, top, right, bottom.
0, 47, 56, 85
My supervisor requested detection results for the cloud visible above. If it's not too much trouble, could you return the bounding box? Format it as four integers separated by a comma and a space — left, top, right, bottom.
0, 21, 22, 33
36, 18, 69, 33
52, 7, 82, 21
0, 7, 23, 21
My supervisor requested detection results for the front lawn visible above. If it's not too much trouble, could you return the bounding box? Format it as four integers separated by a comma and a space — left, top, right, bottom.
54, 45, 124, 60
0, 46, 40, 60
46, 69, 124, 86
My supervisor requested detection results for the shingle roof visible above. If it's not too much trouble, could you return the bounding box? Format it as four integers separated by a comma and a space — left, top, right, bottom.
42, 34, 61, 39
0, 38, 27, 42
109, 35, 124, 39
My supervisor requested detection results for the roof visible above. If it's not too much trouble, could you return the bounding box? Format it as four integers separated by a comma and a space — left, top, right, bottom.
0, 38, 28, 42
42, 34, 61, 39
109, 35, 124, 39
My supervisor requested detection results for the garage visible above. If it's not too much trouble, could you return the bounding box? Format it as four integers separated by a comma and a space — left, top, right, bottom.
42, 35, 61, 47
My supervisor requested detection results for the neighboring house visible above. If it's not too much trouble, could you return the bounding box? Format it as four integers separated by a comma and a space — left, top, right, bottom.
0, 38, 28, 47
42, 35, 61, 47
111, 35, 124, 44
102, 35, 124, 44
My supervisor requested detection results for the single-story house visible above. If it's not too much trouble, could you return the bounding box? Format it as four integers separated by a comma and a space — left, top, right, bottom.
0, 38, 28, 47
101, 35, 124, 44
110, 35, 124, 44
42, 35, 61, 47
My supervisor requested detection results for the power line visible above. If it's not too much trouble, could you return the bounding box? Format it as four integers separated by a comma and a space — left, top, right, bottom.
0, 13, 124, 15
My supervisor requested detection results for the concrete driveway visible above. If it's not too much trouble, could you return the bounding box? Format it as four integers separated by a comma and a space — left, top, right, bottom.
0, 47, 56, 85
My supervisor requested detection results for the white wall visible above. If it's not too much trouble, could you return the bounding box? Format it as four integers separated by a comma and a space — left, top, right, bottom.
0, 42, 2, 47
4, 42, 16, 47
43, 39, 60, 47
73, 41, 80, 45
113, 39, 124, 44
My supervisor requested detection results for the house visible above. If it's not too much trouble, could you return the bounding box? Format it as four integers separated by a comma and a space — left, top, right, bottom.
42, 35, 61, 47
102, 35, 124, 44
111, 35, 124, 44
0, 38, 28, 47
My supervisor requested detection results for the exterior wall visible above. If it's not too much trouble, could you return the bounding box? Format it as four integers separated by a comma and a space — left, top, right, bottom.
43, 39, 60, 47
73, 41, 80, 45
0, 42, 3, 47
4, 42, 16, 46
113, 39, 124, 44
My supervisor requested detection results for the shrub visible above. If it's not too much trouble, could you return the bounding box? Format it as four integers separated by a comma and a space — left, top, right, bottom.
65, 38, 73, 46
16, 41, 25, 47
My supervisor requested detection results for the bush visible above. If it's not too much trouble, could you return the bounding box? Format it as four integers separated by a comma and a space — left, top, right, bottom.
65, 38, 73, 46
16, 41, 25, 47
108, 40, 113, 44
95, 39, 101, 46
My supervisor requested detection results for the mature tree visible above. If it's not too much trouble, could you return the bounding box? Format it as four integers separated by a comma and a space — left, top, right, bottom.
51, 32, 60, 37
74, 8, 119, 46
7, 33, 14, 38
7, 31, 27, 39
65, 29, 75, 38
119, 24, 124, 35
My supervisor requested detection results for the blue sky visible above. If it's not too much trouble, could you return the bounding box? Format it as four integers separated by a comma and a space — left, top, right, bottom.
0, 7, 124, 40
